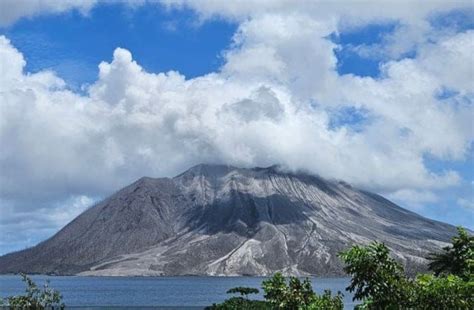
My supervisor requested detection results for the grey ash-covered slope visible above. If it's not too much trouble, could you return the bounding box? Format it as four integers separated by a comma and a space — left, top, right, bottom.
0, 164, 458, 276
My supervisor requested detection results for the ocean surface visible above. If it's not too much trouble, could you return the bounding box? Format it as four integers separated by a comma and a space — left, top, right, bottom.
0, 275, 356, 309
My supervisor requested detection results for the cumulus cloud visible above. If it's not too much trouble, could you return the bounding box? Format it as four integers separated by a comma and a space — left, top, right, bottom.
457, 181, 474, 211
0, 195, 95, 254
0, 0, 96, 27
165, 0, 471, 22
457, 198, 474, 210
1, 0, 473, 252
387, 189, 438, 209
1, 29, 471, 195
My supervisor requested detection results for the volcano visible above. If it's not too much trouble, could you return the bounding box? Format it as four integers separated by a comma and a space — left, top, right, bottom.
0, 164, 457, 276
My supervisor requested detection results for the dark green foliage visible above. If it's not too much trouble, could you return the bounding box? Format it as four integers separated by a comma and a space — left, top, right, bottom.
206, 286, 269, 310
338, 242, 411, 308
261, 272, 286, 306
339, 228, 474, 309
1, 274, 64, 309
412, 274, 473, 309
261, 273, 343, 309
307, 290, 344, 310
427, 226, 474, 280
262, 273, 316, 308
209, 273, 343, 309
208, 287, 263, 309
226, 286, 260, 297
205, 297, 271, 310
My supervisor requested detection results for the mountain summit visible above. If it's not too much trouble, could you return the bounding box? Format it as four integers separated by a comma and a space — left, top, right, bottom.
0, 164, 457, 276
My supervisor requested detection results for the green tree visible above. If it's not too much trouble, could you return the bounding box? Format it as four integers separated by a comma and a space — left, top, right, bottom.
206, 286, 269, 310
308, 290, 344, 310
226, 286, 260, 299
262, 272, 342, 309
262, 273, 315, 308
261, 272, 287, 307
412, 274, 473, 309
427, 227, 474, 279
205, 297, 271, 310
339, 232, 474, 310
2, 274, 64, 309
338, 242, 412, 309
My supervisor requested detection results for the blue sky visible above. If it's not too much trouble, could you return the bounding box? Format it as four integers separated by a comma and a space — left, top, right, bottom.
0, 1, 472, 254
2, 3, 237, 89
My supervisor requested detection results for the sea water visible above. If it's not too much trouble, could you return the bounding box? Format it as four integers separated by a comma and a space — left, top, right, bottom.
0, 275, 356, 309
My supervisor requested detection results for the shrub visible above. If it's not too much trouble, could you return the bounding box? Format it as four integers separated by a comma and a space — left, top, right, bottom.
206, 286, 270, 310
262, 273, 342, 309
412, 273, 473, 309
262, 273, 315, 308
427, 226, 474, 280
1, 274, 64, 309
307, 290, 344, 310
205, 297, 271, 310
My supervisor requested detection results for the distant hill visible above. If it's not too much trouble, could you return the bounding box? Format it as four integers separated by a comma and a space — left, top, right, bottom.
0, 164, 457, 276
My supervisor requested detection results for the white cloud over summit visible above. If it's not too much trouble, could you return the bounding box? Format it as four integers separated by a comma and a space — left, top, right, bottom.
0, 1, 473, 252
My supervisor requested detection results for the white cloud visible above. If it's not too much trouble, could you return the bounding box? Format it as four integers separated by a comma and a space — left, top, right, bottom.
457, 198, 474, 210
457, 182, 474, 211
0, 195, 95, 253
387, 189, 438, 209
1, 25, 471, 198
0, 1, 473, 252
164, 0, 471, 24
0, 0, 96, 27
